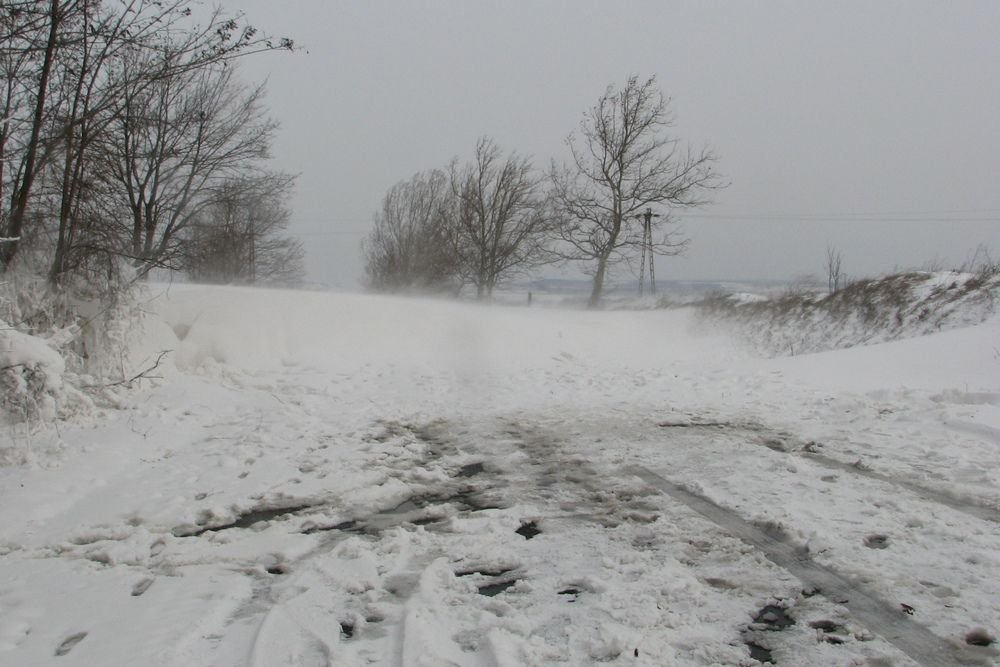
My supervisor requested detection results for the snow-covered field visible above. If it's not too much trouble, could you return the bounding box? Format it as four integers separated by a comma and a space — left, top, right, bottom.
2, 284, 999, 666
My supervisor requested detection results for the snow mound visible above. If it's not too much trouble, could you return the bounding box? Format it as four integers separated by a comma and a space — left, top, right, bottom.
0, 319, 66, 422
697, 270, 1000, 357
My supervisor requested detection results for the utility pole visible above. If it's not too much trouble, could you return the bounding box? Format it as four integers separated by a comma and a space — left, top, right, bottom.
636, 208, 660, 296
248, 215, 257, 284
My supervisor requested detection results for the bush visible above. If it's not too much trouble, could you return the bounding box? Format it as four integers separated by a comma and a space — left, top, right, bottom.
0, 265, 153, 429
0, 321, 67, 422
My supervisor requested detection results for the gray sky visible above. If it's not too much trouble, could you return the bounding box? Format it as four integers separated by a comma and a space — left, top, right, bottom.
235, 0, 1000, 288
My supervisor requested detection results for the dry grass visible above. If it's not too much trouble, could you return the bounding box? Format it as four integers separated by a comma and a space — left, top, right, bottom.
696, 268, 1000, 357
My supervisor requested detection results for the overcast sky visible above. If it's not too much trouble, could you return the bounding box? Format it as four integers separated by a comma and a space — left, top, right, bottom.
234, 1, 1000, 288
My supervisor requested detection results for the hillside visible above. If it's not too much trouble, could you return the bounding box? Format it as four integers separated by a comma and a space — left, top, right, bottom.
696, 270, 1000, 357
0, 284, 998, 666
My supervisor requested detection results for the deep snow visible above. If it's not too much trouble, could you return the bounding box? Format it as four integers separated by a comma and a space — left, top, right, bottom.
1, 284, 998, 666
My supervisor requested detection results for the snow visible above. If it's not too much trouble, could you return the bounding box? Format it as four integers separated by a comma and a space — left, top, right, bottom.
913, 271, 974, 299
1, 283, 999, 666
0, 322, 65, 375
1, 318, 67, 424
698, 271, 1000, 359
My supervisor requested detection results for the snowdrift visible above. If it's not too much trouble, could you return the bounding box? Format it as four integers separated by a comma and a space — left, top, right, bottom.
1, 282, 999, 665
697, 270, 1000, 357
152, 283, 735, 376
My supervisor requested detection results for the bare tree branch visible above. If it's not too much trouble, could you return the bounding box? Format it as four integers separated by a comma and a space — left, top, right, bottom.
98, 349, 171, 388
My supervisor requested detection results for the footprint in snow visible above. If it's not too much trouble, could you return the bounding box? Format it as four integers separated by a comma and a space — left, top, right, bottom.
55, 631, 87, 656
131, 577, 154, 597
863, 534, 890, 549
149, 538, 166, 558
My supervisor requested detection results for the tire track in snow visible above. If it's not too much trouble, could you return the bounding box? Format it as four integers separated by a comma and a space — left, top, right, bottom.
626, 465, 996, 667
662, 421, 1000, 524
800, 451, 1000, 524
944, 418, 1000, 445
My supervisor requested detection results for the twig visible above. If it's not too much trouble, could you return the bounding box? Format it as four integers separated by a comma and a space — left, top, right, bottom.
96, 349, 172, 388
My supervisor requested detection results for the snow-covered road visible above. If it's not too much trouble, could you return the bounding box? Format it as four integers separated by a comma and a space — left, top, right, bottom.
1, 285, 998, 666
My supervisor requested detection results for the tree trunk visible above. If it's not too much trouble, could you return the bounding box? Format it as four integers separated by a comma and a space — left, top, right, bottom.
1, 0, 60, 269
588, 253, 609, 308
49, 124, 88, 285
131, 209, 144, 259
476, 260, 488, 300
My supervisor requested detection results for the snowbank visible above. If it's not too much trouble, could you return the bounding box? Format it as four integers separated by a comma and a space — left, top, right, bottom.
0, 319, 66, 422
697, 270, 1000, 357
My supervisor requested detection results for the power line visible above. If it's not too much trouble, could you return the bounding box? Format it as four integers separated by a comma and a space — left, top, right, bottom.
290, 218, 370, 226
288, 208, 1000, 225
292, 229, 368, 236
690, 207, 1000, 216
284, 208, 1000, 237
683, 209, 1000, 222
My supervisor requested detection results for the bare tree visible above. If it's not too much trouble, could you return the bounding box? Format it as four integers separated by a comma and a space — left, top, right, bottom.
826, 245, 844, 293
0, 0, 293, 276
363, 169, 461, 292
99, 56, 277, 275
550, 76, 723, 307
449, 137, 553, 299
252, 229, 307, 288
185, 172, 303, 286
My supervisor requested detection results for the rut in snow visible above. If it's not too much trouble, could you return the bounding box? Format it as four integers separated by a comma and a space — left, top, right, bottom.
627, 464, 995, 667
659, 420, 1000, 524
800, 451, 1000, 524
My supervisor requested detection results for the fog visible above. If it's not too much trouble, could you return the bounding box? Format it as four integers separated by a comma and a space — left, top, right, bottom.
236, 0, 1000, 288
